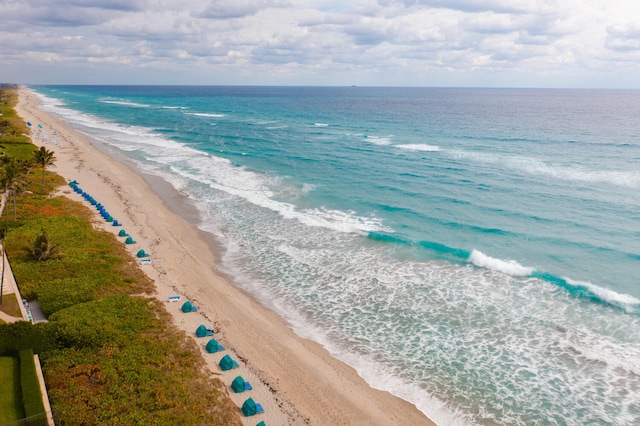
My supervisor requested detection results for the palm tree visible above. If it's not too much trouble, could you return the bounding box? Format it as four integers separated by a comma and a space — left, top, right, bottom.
33, 146, 56, 194
27, 229, 61, 261
1, 158, 30, 222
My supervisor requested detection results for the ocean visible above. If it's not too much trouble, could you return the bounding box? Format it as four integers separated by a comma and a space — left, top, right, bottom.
30, 86, 640, 425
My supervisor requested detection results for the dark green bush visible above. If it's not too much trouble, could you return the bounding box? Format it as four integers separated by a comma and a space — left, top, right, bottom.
35, 277, 98, 317
0, 322, 59, 356
48, 295, 154, 349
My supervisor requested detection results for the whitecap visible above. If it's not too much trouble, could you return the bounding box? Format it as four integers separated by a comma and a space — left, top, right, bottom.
186, 112, 226, 118
363, 135, 393, 146
396, 144, 441, 152
99, 99, 151, 108
468, 249, 534, 276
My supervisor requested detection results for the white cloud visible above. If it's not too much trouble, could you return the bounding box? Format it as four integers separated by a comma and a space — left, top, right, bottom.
0, 0, 639, 87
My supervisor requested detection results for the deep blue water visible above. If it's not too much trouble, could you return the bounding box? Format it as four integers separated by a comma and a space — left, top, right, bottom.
30, 86, 640, 425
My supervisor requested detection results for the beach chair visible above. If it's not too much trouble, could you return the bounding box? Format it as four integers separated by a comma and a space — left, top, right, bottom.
140, 259, 152, 265
168, 295, 181, 302
195, 324, 214, 337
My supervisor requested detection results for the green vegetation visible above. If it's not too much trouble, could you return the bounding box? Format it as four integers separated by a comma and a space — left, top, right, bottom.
0, 356, 25, 424
19, 348, 45, 417
0, 86, 241, 424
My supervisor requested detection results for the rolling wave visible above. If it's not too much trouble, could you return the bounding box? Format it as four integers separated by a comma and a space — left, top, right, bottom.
447, 150, 640, 188
368, 232, 640, 315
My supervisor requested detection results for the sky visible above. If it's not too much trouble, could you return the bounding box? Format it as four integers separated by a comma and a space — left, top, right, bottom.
1, 0, 640, 88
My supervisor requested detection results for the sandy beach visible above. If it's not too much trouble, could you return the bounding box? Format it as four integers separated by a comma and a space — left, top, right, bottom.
16, 88, 434, 426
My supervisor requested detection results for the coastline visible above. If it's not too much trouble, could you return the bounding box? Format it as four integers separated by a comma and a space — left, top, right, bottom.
16, 88, 435, 425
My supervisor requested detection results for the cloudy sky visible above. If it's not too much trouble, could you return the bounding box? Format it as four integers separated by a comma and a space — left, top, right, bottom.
1, 0, 640, 87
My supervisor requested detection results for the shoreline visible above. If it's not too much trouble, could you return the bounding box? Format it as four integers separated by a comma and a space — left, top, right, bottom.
16, 88, 435, 425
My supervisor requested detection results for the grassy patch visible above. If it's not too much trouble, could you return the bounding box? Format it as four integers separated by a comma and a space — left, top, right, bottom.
0, 293, 23, 319
0, 356, 25, 424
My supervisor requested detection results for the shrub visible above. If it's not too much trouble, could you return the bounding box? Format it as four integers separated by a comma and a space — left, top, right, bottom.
0, 322, 59, 356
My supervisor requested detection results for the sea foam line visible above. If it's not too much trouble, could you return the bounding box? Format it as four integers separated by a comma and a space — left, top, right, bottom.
99, 99, 151, 108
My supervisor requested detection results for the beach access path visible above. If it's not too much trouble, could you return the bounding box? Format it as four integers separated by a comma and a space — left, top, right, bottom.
16, 88, 434, 426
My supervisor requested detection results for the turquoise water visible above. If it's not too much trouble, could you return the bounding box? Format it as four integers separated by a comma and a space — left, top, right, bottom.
32, 86, 640, 425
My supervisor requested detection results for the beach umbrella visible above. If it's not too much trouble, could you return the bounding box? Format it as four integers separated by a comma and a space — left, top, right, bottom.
205, 338, 224, 353
181, 300, 196, 313
231, 376, 246, 393
219, 354, 239, 371
242, 398, 257, 416
195, 324, 209, 337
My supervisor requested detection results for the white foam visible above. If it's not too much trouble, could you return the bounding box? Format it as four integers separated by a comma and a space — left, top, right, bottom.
177, 161, 390, 234
363, 135, 393, 146
186, 112, 226, 118
396, 144, 441, 152
468, 249, 534, 277
314, 123, 329, 127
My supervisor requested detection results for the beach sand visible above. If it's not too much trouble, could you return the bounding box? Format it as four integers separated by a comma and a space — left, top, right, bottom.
16, 88, 434, 426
